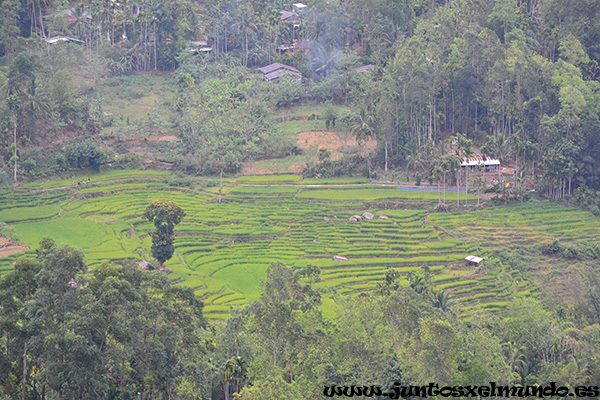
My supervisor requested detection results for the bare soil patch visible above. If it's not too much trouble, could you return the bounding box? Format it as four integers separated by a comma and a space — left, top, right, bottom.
148, 135, 181, 142
296, 131, 377, 159
242, 159, 303, 175
0, 238, 27, 258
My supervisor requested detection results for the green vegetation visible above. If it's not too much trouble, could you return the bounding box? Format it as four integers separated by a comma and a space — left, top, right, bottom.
4, 0, 600, 395
0, 205, 59, 223
0, 172, 599, 398
302, 177, 370, 185
298, 187, 474, 202
144, 200, 186, 269
4, 172, 598, 324
235, 174, 301, 184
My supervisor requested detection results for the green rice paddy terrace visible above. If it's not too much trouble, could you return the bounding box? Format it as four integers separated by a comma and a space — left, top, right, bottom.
1, 171, 599, 320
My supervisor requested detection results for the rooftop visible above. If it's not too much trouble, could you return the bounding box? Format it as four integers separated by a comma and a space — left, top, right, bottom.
461, 154, 500, 167
264, 68, 302, 81
355, 64, 375, 73
44, 36, 85, 45
258, 62, 301, 75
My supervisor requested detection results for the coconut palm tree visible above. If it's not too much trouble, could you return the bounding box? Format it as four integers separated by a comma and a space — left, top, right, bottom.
7, 95, 19, 182
457, 133, 473, 204
503, 342, 528, 383
433, 162, 444, 204
429, 290, 454, 313
350, 107, 375, 178
405, 143, 423, 182
483, 133, 512, 181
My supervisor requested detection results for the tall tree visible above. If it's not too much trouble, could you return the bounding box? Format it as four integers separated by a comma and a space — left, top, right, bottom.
143, 200, 186, 269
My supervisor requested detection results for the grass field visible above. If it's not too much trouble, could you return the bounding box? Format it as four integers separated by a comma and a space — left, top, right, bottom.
1, 170, 598, 320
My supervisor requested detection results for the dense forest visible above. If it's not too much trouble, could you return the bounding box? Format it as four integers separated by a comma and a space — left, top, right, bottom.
1, 0, 600, 398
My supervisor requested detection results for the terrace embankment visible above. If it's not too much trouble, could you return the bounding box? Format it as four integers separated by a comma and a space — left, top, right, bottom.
2, 171, 599, 319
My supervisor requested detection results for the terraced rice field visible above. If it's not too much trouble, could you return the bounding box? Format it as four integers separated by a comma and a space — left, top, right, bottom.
1, 171, 598, 320
428, 203, 600, 250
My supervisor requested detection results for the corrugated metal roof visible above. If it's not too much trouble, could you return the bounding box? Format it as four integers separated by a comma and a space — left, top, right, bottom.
280, 10, 294, 21
461, 154, 500, 167
258, 63, 301, 75
465, 255, 483, 263
45, 36, 85, 44
355, 64, 375, 73
264, 68, 302, 81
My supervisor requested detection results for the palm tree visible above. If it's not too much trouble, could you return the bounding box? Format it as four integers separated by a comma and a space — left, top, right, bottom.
23, 81, 50, 118
233, 2, 258, 67
223, 356, 247, 400
473, 163, 485, 206
7, 95, 19, 182
462, 146, 474, 205
350, 107, 375, 178
503, 342, 528, 383
67, 4, 89, 40
312, 45, 342, 77
433, 162, 444, 204
429, 290, 454, 313
405, 144, 422, 182
483, 133, 511, 181
440, 155, 460, 205
457, 133, 473, 205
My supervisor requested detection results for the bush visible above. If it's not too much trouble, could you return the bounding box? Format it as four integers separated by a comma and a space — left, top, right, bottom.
267, 75, 304, 108
65, 139, 108, 170
114, 152, 143, 169
302, 154, 368, 178
166, 173, 193, 187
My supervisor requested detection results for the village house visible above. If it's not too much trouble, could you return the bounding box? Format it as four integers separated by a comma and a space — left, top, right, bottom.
258, 63, 302, 82
44, 36, 85, 45
355, 64, 375, 73
460, 154, 500, 173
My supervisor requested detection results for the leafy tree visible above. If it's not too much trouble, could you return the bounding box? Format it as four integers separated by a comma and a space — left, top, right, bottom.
26, 239, 104, 399
143, 200, 186, 269
0, 0, 20, 60
64, 139, 108, 170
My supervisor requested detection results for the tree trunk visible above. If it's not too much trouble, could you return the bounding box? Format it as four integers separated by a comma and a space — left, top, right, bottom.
457, 169, 460, 206
38, 3, 46, 39
364, 139, 370, 178
153, 22, 157, 70
13, 122, 17, 183
6, 333, 9, 396
384, 140, 388, 172
443, 174, 446, 203
21, 341, 27, 400
244, 30, 248, 67
465, 167, 468, 205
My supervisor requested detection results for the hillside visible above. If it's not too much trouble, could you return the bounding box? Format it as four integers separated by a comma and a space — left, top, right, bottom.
2, 170, 598, 322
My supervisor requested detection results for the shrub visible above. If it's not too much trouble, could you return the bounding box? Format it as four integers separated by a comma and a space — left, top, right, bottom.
65, 139, 108, 170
